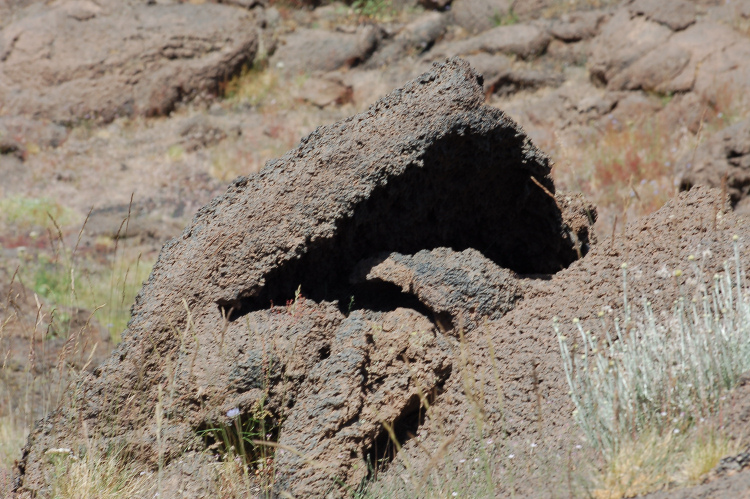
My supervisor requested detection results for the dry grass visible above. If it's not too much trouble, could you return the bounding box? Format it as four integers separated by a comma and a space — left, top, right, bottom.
591, 428, 740, 499
223, 64, 280, 109
0, 196, 80, 236
14, 242, 153, 343
0, 416, 27, 470
553, 116, 679, 234
46, 446, 154, 499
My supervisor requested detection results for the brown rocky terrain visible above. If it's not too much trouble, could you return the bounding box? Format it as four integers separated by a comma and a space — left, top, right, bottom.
3, 0, 750, 497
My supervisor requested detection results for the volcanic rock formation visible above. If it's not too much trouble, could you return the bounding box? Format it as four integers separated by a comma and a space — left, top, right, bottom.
14, 58, 593, 497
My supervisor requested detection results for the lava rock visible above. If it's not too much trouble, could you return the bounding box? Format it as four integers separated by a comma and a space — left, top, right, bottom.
13, 58, 591, 497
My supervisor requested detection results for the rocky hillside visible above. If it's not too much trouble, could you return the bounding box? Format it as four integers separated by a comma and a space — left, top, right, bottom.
3, 0, 750, 497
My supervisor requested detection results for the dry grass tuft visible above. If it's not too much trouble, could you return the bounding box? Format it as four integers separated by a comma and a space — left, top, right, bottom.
47, 446, 154, 499
0, 415, 27, 469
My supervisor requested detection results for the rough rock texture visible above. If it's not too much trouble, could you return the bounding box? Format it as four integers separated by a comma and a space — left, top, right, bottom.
13, 58, 590, 497
0, 2, 258, 123
369, 186, 750, 498
679, 118, 750, 212
351, 248, 525, 332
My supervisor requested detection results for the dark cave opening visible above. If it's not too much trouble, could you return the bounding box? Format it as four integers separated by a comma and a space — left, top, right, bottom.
218, 128, 581, 322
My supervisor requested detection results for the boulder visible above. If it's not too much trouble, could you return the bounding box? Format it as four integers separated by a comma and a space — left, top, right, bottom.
588, 8, 672, 87
450, 0, 512, 35
548, 11, 608, 42
679, 118, 750, 212
0, 2, 258, 123
627, 0, 696, 31
367, 12, 448, 67
295, 77, 353, 108
589, 8, 750, 100
14, 58, 592, 497
270, 26, 382, 76
429, 23, 551, 60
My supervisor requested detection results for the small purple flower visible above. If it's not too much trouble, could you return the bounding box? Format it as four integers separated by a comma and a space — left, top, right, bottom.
227, 408, 240, 418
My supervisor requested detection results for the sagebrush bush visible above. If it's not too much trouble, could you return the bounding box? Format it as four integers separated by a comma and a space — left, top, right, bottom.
557, 237, 749, 459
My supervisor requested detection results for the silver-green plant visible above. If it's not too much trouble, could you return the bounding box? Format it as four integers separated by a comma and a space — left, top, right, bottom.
556, 236, 750, 458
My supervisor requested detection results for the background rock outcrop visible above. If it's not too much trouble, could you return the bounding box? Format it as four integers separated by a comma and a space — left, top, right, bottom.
679, 118, 750, 213
0, 2, 258, 123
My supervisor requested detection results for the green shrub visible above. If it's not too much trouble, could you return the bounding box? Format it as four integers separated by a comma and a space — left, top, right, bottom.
0, 196, 79, 231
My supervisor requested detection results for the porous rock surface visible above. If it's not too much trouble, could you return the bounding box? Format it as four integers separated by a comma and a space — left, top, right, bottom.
350, 248, 525, 333
0, 1, 258, 123
14, 58, 590, 497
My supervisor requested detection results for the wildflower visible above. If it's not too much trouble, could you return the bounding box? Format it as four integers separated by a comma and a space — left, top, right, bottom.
452, 493, 458, 497
530, 443, 537, 448
459, 459, 466, 463
508, 454, 515, 459
486, 439, 493, 445
474, 458, 479, 463
674, 428, 680, 434
227, 408, 240, 418
575, 445, 582, 449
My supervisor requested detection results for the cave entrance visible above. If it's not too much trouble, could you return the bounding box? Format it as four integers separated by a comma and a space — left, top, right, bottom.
219, 128, 580, 322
